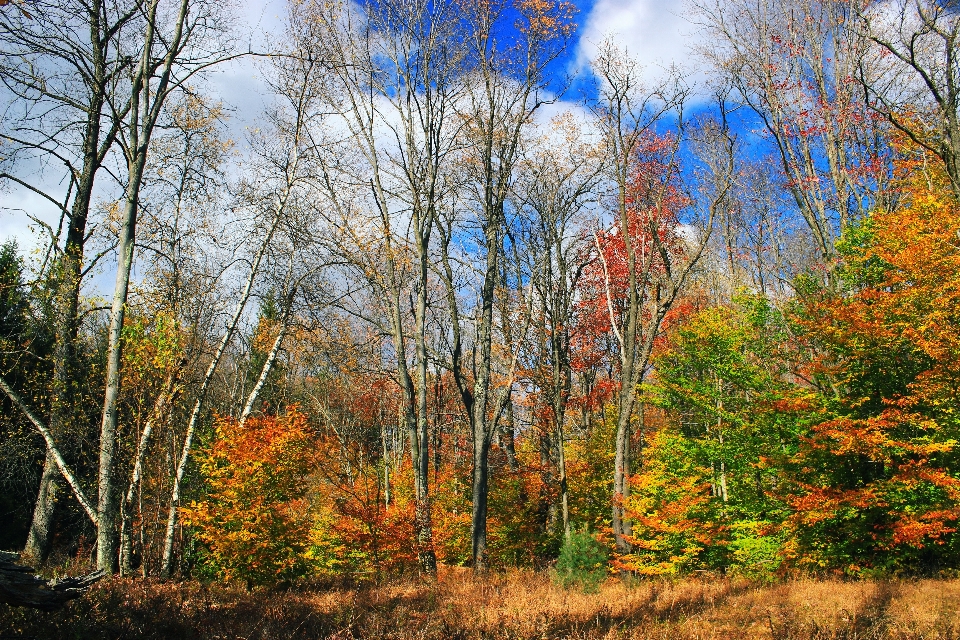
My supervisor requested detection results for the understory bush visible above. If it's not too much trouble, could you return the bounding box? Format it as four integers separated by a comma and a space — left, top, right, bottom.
554, 531, 609, 592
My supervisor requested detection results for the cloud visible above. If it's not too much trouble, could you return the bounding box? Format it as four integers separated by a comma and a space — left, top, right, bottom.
575, 0, 706, 88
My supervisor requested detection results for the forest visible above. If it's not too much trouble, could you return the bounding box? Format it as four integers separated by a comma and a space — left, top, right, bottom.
1, 0, 960, 637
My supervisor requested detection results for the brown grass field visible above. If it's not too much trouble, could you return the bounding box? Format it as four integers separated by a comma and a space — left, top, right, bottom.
1, 568, 959, 639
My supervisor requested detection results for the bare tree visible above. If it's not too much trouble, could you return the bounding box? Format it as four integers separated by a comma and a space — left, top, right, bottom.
856, 0, 960, 194
437, 0, 576, 569
115, 92, 230, 576
706, 156, 813, 303
693, 0, 890, 260
515, 112, 602, 540
0, 0, 139, 562
157, 39, 323, 575
97, 0, 236, 572
303, 0, 468, 574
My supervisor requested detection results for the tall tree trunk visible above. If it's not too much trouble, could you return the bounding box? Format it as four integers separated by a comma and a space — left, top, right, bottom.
119, 373, 180, 575
469, 222, 500, 570
0, 0, 192, 570
238, 286, 295, 428
611, 387, 635, 552
97, 168, 143, 573
413, 250, 437, 574
539, 431, 555, 536
97, 0, 192, 573
24, 6, 116, 556
471, 423, 493, 568
25, 248, 84, 562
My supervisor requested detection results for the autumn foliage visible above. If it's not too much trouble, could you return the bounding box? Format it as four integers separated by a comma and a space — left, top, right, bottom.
8, 0, 960, 618
616, 165, 960, 577
783, 177, 960, 572
183, 410, 317, 585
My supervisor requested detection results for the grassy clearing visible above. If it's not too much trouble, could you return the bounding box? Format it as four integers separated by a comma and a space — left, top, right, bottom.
1, 568, 959, 639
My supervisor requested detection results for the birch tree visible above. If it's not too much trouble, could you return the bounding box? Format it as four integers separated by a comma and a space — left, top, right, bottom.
0, 0, 140, 562
157, 38, 323, 576
96, 0, 236, 572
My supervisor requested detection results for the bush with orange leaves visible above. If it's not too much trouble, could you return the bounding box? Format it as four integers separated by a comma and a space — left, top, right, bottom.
307, 439, 419, 578
182, 409, 317, 586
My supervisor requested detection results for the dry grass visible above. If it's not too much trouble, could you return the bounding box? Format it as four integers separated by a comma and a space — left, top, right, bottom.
1, 568, 959, 639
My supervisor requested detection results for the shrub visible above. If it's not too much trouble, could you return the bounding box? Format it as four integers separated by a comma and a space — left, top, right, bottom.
182, 408, 316, 586
554, 531, 608, 592
727, 521, 782, 581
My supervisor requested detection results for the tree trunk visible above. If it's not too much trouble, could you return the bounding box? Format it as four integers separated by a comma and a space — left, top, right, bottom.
611, 401, 632, 552
539, 431, 556, 536
502, 397, 518, 472
0, 552, 104, 611
469, 235, 499, 570
18, 0, 120, 563
557, 421, 570, 541
238, 297, 292, 428
470, 426, 492, 568
23, 451, 60, 562
97, 182, 140, 573
0, 374, 98, 526
97, 0, 194, 572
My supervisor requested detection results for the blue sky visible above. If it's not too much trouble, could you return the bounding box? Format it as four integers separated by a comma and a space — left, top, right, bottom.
207, 0, 707, 125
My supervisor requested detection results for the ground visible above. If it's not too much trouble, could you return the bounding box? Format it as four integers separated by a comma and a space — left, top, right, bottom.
1, 568, 958, 639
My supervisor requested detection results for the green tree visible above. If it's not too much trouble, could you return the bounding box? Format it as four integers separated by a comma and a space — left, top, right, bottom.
622, 300, 807, 576
0, 242, 53, 550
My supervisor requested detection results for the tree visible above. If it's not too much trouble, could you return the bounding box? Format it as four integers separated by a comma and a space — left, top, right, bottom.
856, 0, 960, 195
0, 0, 139, 562
0, 0, 235, 572
439, 0, 576, 569
785, 170, 960, 573
96, 0, 234, 572
115, 91, 235, 576
694, 0, 892, 261
705, 156, 814, 301
584, 46, 733, 552
302, 0, 470, 574
515, 112, 602, 540
628, 301, 801, 577
182, 409, 316, 586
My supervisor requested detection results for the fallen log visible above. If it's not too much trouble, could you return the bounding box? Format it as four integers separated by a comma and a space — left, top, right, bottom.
0, 552, 105, 611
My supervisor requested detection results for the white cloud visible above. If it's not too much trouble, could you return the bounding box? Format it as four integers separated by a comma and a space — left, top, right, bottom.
576, 0, 706, 88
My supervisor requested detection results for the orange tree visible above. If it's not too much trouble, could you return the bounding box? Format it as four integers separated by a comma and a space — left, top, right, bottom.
784, 176, 960, 574
182, 408, 316, 585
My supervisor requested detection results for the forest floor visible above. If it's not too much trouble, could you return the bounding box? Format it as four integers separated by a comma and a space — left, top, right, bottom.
1, 567, 959, 639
